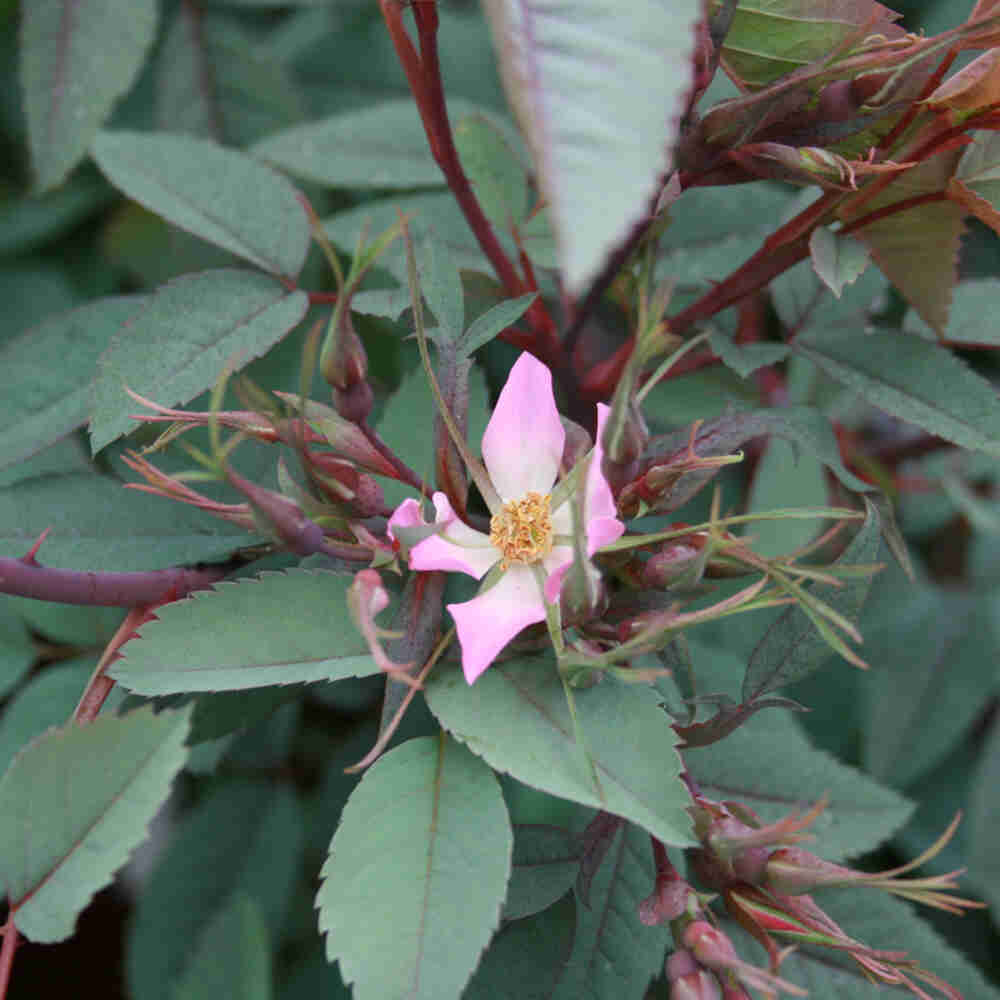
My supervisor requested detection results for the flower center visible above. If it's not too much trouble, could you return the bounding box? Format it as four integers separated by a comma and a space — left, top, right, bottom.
489, 492, 554, 569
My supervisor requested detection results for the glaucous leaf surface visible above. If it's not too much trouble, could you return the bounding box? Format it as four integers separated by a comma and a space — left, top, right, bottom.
0, 295, 144, 469
793, 325, 1000, 456
0, 704, 190, 943
687, 644, 912, 860
809, 226, 871, 298
905, 277, 1000, 345
0, 472, 249, 572
425, 656, 695, 848
91, 131, 311, 278
465, 891, 576, 999
502, 824, 581, 921
90, 270, 308, 452
0, 655, 97, 774
111, 570, 379, 694
482, 0, 701, 292
127, 780, 303, 1000
171, 893, 272, 1000
252, 97, 495, 189
969, 716, 1000, 920
155, 7, 307, 147
20, 0, 157, 190
318, 734, 512, 1000
862, 588, 997, 787
742, 501, 882, 700
551, 822, 668, 1000
0, 599, 36, 700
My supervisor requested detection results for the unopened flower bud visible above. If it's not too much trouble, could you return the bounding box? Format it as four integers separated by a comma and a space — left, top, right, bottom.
334, 378, 374, 424
561, 417, 592, 472
642, 540, 702, 587
323, 311, 367, 391
671, 970, 723, 1000
764, 848, 855, 895
683, 921, 739, 972
666, 949, 699, 982
226, 468, 325, 556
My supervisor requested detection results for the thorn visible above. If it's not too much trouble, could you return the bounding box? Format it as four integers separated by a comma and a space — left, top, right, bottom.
22, 527, 51, 565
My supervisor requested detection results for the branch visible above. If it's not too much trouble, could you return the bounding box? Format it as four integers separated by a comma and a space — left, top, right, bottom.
0, 542, 230, 606
379, 1, 562, 365
0, 921, 17, 1000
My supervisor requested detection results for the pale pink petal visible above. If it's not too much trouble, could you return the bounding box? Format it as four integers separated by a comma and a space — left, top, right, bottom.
541, 544, 573, 604
387, 497, 424, 537
448, 566, 547, 683
391, 493, 497, 579
586, 403, 625, 555
481, 352, 564, 499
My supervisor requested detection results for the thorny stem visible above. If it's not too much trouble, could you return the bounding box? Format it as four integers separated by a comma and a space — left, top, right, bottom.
0, 550, 230, 607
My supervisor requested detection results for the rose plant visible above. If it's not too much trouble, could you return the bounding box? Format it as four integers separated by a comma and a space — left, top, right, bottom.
1, 1, 1000, 999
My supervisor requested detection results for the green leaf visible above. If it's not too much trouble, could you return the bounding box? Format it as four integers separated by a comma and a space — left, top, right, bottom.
742, 501, 882, 700
862, 589, 997, 787
685, 683, 912, 860
0, 655, 97, 775
454, 112, 530, 229
482, 0, 700, 292
713, 0, 901, 89
707, 319, 791, 378
969, 715, 1000, 921
551, 823, 669, 1000
0, 704, 190, 943
252, 97, 492, 189
743, 437, 829, 558
318, 734, 512, 1000
0, 170, 115, 256
809, 226, 870, 298
950, 129, 1000, 234
425, 655, 695, 847
20, 0, 158, 190
90, 270, 308, 452
171, 893, 272, 1000
156, 7, 307, 147
460, 293, 537, 357
0, 296, 143, 469
111, 570, 379, 695
91, 131, 310, 278
128, 780, 303, 1000
0, 599, 36, 700
905, 277, 1000, 345
794, 325, 1000, 456
0, 472, 249, 572
503, 824, 581, 921
466, 892, 576, 999
418, 236, 465, 342
375, 354, 489, 509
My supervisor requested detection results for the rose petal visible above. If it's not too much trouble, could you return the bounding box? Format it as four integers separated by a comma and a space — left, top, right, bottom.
395, 493, 498, 579
387, 497, 424, 537
482, 352, 564, 499
448, 566, 547, 683
585, 403, 625, 553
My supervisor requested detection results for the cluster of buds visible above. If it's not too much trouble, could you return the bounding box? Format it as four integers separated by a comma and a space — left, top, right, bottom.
641, 796, 982, 999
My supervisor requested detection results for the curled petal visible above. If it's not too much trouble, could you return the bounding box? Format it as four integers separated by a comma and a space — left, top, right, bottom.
448, 566, 547, 683
482, 352, 564, 499
586, 403, 625, 555
391, 493, 497, 579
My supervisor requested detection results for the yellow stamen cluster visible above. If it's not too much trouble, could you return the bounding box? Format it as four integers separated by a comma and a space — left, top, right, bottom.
489, 492, 554, 569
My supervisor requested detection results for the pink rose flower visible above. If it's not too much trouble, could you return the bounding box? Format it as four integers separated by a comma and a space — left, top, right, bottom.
389, 352, 624, 683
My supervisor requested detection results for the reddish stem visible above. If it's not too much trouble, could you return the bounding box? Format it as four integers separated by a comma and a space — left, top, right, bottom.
0, 921, 17, 1000
0, 555, 229, 606
380, 1, 561, 364
840, 190, 949, 236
